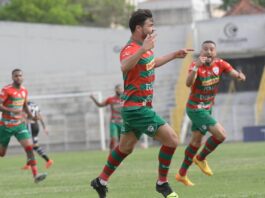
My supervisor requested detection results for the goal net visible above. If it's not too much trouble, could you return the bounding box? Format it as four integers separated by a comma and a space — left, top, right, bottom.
9, 92, 107, 151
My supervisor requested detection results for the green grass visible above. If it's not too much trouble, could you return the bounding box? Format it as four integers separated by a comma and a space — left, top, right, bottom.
0, 142, 265, 198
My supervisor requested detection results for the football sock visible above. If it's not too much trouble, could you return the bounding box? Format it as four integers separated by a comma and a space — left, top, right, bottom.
197, 136, 223, 161
33, 146, 49, 162
99, 146, 128, 181
158, 145, 176, 183
179, 144, 199, 176
25, 145, 38, 177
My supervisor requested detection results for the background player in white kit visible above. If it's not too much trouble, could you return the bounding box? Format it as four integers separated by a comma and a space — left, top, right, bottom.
22, 101, 54, 170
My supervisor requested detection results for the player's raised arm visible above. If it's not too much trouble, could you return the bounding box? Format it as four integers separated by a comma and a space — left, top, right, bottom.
121, 34, 156, 73
228, 69, 246, 82
90, 95, 107, 107
186, 56, 207, 87
155, 48, 194, 68
38, 112, 48, 135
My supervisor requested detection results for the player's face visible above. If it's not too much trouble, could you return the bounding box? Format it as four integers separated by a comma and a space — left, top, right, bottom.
12, 71, 24, 86
140, 18, 154, 40
115, 86, 123, 96
201, 43, 216, 65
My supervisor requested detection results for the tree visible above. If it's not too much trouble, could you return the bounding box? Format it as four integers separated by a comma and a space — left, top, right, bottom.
0, 0, 84, 25
220, 0, 265, 11
219, 0, 239, 11
0, 0, 134, 27
253, 0, 265, 7
71, 0, 135, 27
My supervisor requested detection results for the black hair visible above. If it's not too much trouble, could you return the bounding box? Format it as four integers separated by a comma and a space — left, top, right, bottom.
129, 9, 152, 33
202, 40, 216, 46
115, 84, 121, 89
12, 68, 22, 75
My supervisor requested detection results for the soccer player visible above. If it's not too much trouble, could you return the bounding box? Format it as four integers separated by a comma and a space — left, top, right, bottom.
0, 69, 47, 183
22, 101, 54, 170
90, 84, 123, 150
90, 9, 193, 198
175, 40, 246, 186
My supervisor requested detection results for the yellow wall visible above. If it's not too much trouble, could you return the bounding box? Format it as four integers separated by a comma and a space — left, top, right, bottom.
255, 67, 265, 124
170, 33, 193, 136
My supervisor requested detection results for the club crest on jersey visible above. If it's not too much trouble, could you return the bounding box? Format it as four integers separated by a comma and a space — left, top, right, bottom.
213, 67, 219, 75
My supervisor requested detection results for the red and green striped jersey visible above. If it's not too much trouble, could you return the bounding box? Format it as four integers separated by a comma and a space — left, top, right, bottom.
120, 40, 155, 108
105, 95, 122, 123
0, 84, 28, 127
187, 59, 233, 110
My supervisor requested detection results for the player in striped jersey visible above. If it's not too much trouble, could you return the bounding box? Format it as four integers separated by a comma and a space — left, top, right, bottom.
0, 69, 47, 183
90, 84, 123, 150
175, 40, 246, 186
21, 101, 54, 170
91, 9, 193, 198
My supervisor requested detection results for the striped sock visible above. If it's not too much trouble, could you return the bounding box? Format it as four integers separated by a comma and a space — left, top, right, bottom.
179, 144, 199, 176
158, 145, 176, 183
197, 136, 223, 161
99, 146, 128, 181
34, 146, 49, 162
25, 145, 38, 177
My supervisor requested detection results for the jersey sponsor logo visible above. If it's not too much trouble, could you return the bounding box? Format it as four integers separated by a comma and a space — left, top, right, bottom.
199, 94, 214, 101
122, 51, 131, 58
146, 59, 155, 71
213, 67, 219, 75
201, 77, 220, 86
202, 85, 215, 91
13, 100, 24, 106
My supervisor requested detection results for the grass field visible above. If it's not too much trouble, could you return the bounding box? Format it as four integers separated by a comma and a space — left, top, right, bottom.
0, 142, 265, 198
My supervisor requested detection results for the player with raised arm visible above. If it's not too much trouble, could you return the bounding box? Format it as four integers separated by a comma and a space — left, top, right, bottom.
175, 40, 246, 186
90, 9, 193, 198
0, 69, 47, 183
90, 84, 123, 150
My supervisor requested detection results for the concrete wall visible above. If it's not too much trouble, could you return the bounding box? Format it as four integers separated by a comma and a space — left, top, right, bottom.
0, 21, 189, 151
0, 22, 129, 75
194, 14, 265, 58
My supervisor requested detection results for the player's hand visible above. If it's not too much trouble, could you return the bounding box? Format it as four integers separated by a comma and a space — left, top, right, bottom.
44, 128, 49, 135
237, 70, 246, 81
142, 34, 156, 52
175, 48, 194, 58
196, 56, 207, 67
90, 95, 95, 99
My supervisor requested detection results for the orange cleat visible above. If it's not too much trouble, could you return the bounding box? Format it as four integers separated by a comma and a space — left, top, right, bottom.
21, 164, 31, 170
193, 156, 213, 176
46, 159, 54, 169
175, 173, 195, 186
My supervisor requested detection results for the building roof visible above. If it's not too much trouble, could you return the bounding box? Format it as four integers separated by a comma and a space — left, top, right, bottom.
225, 0, 265, 16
